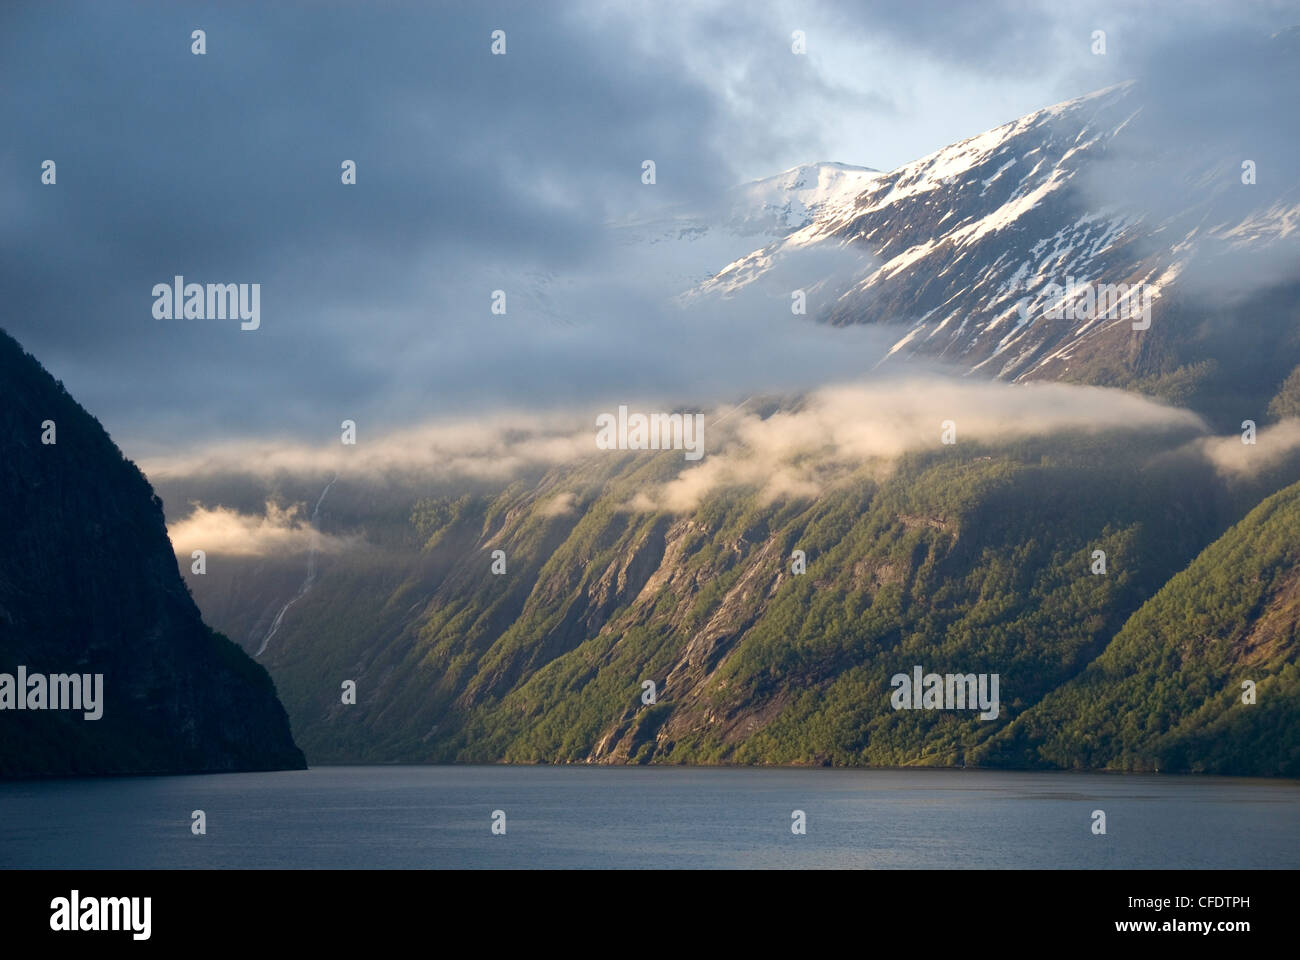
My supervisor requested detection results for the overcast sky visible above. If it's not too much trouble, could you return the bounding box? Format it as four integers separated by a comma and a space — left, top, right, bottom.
2, 0, 1296, 457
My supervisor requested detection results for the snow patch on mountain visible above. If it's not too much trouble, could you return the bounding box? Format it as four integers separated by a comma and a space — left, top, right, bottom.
686, 78, 1298, 383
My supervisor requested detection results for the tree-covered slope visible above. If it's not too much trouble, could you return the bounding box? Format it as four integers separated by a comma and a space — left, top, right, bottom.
981, 478, 1300, 776
436, 436, 1218, 766
192, 424, 1295, 770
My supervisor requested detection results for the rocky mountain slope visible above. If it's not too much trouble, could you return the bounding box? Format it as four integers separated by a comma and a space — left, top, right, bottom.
688, 75, 1300, 429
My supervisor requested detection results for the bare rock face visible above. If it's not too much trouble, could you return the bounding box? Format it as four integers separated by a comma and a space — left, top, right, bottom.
0, 328, 305, 777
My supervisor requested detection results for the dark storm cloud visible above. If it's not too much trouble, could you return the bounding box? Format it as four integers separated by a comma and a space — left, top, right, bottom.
2, 1, 1297, 454
814, 0, 1294, 78
0, 1, 792, 444
813, 0, 1075, 71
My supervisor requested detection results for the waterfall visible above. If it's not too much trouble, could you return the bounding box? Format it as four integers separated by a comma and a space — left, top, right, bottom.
255, 475, 338, 657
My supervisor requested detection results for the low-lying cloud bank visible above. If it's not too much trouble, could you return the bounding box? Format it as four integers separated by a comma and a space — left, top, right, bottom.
1194, 419, 1300, 478
154, 376, 1227, 555
144, 410, 596, 485
168, 502, 357, 558
145, 377, 1205, 482
632, 379, 1208, 511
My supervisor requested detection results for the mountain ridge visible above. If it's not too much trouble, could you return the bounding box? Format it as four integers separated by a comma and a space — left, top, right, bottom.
688, 77, 1300, 427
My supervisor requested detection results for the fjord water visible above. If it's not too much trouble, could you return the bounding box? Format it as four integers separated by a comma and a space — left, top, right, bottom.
2, 766, 1296, 869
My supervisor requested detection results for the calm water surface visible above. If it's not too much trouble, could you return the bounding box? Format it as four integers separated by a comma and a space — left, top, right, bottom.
1, 766, 1296, 869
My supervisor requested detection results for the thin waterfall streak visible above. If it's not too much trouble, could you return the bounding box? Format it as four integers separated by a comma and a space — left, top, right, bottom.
255, 475, 338, 658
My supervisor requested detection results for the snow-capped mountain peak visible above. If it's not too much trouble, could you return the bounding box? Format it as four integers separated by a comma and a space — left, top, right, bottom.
688, 79, 1299, 384
729, 161, 883, 232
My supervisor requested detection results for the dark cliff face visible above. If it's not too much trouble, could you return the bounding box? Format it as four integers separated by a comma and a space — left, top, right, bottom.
0, 328, 305, 777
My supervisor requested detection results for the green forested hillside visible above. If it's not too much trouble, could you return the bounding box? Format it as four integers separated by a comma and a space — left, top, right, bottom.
175, 420, 1300, 775
980, 479, 1300, 776
437, 434, 1218, 766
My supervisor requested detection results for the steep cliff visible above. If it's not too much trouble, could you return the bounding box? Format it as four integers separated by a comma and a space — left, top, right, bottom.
0, 328, 305, 776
